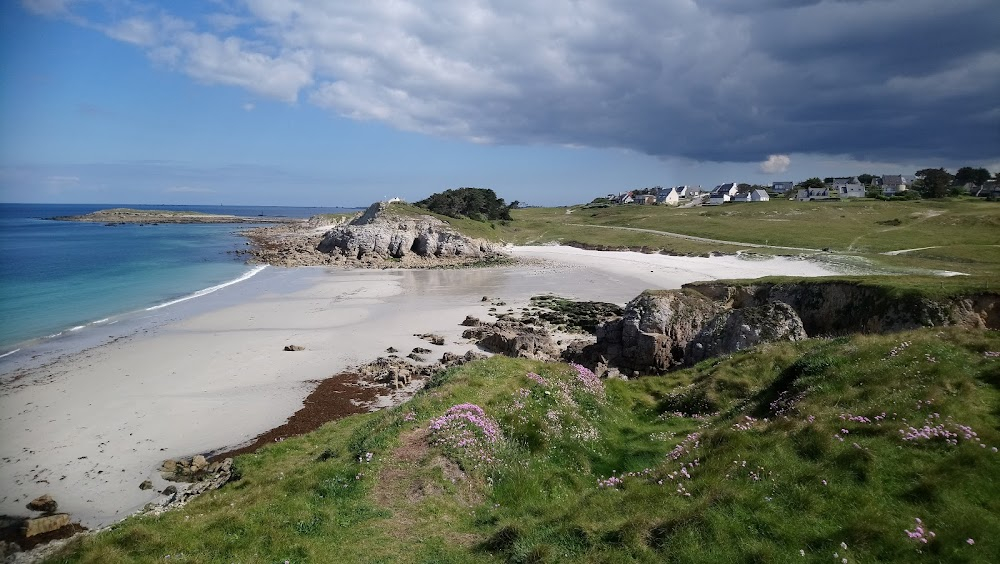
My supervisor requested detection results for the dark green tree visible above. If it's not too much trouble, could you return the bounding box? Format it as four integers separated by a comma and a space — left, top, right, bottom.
415, 187, 514, 221
857, 174, 875, 186
955, 167, 991, 187
797, 178, 825, 189
915, 168, 953, 198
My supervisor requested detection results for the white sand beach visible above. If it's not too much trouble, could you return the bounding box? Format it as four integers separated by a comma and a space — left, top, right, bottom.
0, 247, 840, 527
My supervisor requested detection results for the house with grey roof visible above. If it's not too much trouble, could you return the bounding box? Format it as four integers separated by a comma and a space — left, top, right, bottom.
833, 177, 866, 198
882, 175, 909, 196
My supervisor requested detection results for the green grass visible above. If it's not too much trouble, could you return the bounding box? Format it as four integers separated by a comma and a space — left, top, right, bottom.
500, 199, 1000, 254
50, 329, 1000, 563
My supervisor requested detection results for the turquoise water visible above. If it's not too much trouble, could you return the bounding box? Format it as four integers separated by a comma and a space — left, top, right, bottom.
0, 203, 353, 354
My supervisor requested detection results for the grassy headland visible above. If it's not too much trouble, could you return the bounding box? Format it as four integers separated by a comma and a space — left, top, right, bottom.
50, 328, 1000, 563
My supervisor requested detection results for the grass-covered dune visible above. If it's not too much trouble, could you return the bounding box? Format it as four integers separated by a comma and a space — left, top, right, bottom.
50, 327, 1000, 563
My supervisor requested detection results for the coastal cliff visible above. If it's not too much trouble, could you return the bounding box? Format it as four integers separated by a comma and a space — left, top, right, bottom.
576, 280, 1000, 374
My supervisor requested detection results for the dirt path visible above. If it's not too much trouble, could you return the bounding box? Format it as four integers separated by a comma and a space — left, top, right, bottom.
565, 223, 824, 252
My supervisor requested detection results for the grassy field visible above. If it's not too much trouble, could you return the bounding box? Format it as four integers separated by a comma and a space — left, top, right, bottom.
377, 197, 1000, 286
50, 327, 1000, 563
333, 199, 1000, 277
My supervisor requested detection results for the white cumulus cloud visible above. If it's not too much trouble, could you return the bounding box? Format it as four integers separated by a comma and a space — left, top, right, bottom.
759, 154, 791, 174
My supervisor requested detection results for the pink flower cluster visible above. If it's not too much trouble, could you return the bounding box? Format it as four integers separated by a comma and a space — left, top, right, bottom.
570, 363, 605, 398
905, 517, 935, 544
429, 403, 501, 443
732, 415, 757, 431
667, 432, 701, 461
597, 475, 624, 488
887, 341, 912, 358
899, 416, 977, 446
526, 372, 547, 386
428, 404, 503, 467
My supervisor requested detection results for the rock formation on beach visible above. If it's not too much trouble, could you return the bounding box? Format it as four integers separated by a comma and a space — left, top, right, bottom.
243, 201, 507, 268
316, 202, 503, 264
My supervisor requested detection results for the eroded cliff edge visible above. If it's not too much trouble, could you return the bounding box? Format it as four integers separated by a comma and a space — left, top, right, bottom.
571, 280, 1000, 375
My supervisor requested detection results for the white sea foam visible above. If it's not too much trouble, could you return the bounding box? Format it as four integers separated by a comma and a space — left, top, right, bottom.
0, 348, 20, 359
69, 326, 85, 332
92, 318, 110, 324
146, 265, 268, 311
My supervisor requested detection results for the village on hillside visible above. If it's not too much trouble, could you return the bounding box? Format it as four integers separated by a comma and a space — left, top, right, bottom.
602, 170, 1000, 207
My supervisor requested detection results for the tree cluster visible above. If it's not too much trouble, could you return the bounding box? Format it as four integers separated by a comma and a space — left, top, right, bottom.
415, 187, 518, 221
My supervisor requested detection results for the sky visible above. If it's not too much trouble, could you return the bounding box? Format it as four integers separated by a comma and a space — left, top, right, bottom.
1, 0, 998, 207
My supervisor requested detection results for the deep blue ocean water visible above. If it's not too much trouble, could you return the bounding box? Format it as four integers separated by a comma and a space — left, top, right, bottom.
0, 203, 355, 355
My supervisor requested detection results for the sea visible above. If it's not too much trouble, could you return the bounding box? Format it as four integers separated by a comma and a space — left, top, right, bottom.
0, 203, 356, 364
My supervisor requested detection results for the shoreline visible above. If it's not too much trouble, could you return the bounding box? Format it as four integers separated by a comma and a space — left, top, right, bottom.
0, 247, 843, 531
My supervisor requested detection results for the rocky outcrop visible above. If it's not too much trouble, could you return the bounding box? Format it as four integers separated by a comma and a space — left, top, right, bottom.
576, 281, 1000, 375
140, 458, 235, 518
591, 290, 724, 372
463, 320, 560, 361
685, 281, 1000, 335
160, 455, 225, 483
316, 202, 503, 265
686, 301, 807, 364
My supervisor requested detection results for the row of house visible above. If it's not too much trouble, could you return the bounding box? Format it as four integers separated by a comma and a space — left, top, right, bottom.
708, 182, 770, 205
608, 185, 705, 206
607, 172, 996, 207
787, 175, 910, 201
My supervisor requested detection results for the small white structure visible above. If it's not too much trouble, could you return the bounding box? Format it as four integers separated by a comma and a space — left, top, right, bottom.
751, 189, 770, 202
833, 177, 865, 198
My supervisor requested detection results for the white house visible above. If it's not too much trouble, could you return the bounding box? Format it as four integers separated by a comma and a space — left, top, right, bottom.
751, 189, 770, 202
657, 187, 680, 206
618, 192, 635, 204
882, 175, 909, 196
833, 177, 866, 198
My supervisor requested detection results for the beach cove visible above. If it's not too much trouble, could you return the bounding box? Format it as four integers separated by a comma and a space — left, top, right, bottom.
0, 247, 841, 528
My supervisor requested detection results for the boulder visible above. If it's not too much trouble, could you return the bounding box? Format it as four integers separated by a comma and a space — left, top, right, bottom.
440, 350, 488, 367
24, 514, 70, 537
595, 290, 724, 372
466, 321, 560, 361
283, 344, 305, 351
686, 302, 808, 364
25, 494, 58, 513
460, 315, 481, 326
139, 480, 153, 491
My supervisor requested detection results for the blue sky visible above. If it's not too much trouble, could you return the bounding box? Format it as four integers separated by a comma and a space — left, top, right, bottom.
2, 1, 997, 207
